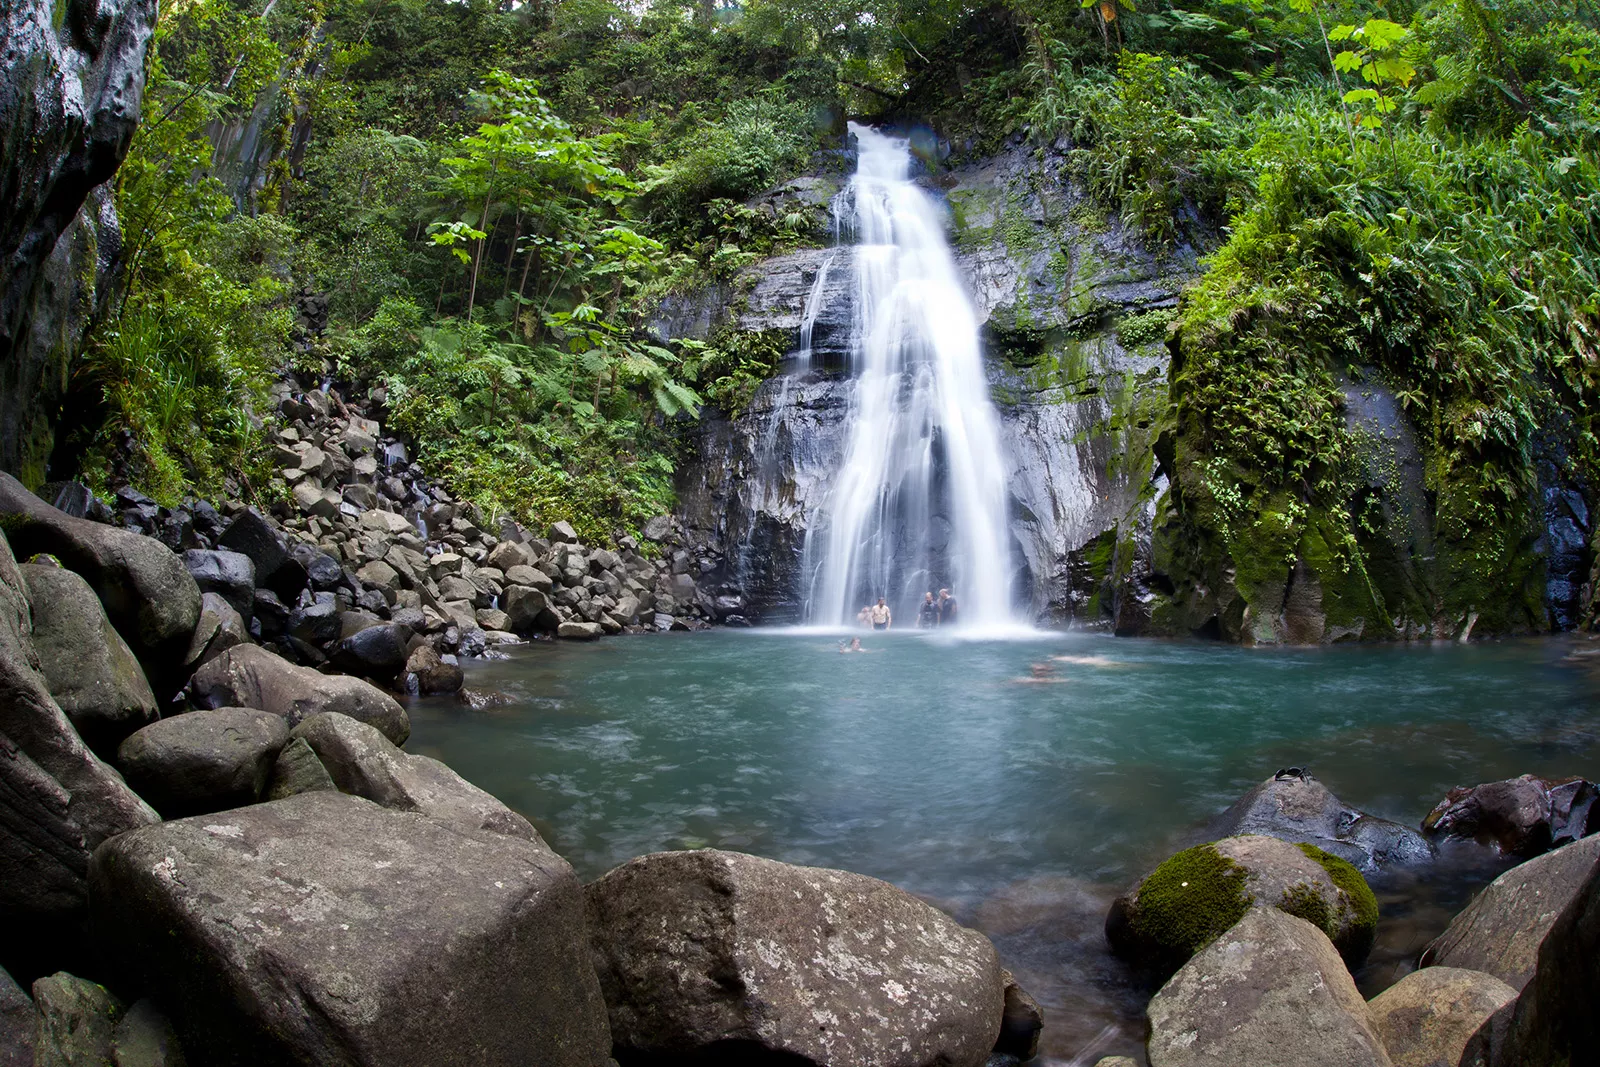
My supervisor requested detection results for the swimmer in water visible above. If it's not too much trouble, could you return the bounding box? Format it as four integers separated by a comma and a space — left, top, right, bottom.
1014, 661, 1068, 683
1051, 654, 1129, 667
838, 637, 864, 653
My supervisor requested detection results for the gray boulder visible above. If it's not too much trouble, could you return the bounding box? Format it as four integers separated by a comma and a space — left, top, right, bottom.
547, 520, 578, 544
1422, 774, 1597, 857
115, 708, 289, 818
0, 473, 200, 684
187, 644, 409, 745
1146, 908, 1393, 1067
111, 999, 187, 1067
262, 737, 336, 801
402, 645, 462, 695
504, 585, 558, 633
290, 713, 535, 841
1107, 834, 1378, 977
0, 534, 157, 850
995, 972, 1043, 1062
181, 593, 248, 670
216, 510, 287, 585
587, 849, 1005, 1067
1420, 834, 1600, 990
31, 972, 123, 1067
1365, 967, 1516, 1067
1208, 770, 1433, 872
557, 621, 604, 640
22, 563, 157, 754
1, 965, 34, 1067
0, 731, 89, 940
89, 791, 612, 1067
181, 550, 255, 619
334, 623, 411, 677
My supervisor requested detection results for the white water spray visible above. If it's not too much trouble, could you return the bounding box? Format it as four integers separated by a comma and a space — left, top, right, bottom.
802, 123, 1015, 628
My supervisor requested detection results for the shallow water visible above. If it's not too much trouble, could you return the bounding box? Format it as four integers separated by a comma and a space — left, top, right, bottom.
407, 630, 1600, 1065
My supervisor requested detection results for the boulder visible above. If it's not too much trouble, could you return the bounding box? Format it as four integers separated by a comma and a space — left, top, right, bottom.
403, 645, 462, 695
994, 972, 1043, 1062
504, 586, 558, 633
181, 550, 255, 619
334, 623, 411, 677
111, 999, 187, 1067
32, 972, 123, 1067
0, 966, 33, 1067
1365, 967, 1516, 1067
547, 520, 578, 544
557, 621, 604, 641
587, 849, 1005, 1067
1422, 775, 1597, 857
485, 541, 530, 572
290, 713, 534, 841
0, 473, 200, 679
217, 511, 287, 584
1107, 835, 1378, 977
21, 563, 157, 754
1207, 770, 1433, 872
640, 515, 672, 542
1421, 833, 1600, 989
0, 731, 90, 942
187, 644, 409, 745
358, 509, 413, 538
89, 791, 611, 1067
1146, 908, 1393, 1067
181, 593, 248, 670
115, 708, 289, 818
1094, 1060, 1138, 1067
0, 535, 157, 850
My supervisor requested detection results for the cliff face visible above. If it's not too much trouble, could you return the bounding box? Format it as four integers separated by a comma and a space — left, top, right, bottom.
665, 144, 1198, 627
0, 0, 155, 485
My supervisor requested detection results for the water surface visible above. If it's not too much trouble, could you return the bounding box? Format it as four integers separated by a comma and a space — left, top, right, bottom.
408, 630, 1600, 1064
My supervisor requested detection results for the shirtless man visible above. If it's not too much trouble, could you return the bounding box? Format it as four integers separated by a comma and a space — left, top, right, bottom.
869, 598, 891, 631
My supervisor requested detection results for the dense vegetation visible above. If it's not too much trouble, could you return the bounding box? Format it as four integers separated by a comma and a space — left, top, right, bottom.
62, 0, 1599, 608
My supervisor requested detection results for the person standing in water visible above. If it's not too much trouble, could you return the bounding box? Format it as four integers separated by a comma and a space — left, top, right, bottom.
938, 588, 958, 626
918, 592, 939, 628
870, 597, 892, 631
856, 604, 872, 628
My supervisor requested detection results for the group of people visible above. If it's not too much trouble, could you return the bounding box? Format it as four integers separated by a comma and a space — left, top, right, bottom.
851, 589, 959, 631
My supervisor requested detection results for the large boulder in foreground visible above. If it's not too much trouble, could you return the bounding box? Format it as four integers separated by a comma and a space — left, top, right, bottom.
1422, 774, 1597, 857
1419, 833, 1600, 990
116, 708, 289, 818
289, 712, 537, 841
21, 562, 157, 754
0, 533, 157, 849
587, 848, 1005, 1067
89, 791, 612, 1067
1107, 835, 1377, 978
1365, 966, 1516, 1067
0, 472, 200, 683
1207, 770, 1433, 872
0, 731, 91, 932
1146, 908, 1393, 1067
187, 643, 409, 744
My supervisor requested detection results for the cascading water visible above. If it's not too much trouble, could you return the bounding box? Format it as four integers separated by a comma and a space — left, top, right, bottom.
800, 123, 1015, 628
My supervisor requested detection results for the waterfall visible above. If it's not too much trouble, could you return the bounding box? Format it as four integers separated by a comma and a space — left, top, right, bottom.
800, 123, 1015, 629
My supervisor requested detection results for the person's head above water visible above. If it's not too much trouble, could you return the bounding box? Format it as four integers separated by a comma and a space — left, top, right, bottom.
850, 637, 861, 649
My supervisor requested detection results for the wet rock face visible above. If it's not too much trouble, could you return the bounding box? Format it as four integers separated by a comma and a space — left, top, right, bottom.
1206, 771, 1434, 873
587, 848, 1005, 1067
668, 143, 1193, 625
1422, 774, 1598, 857
0, 0, 155, 479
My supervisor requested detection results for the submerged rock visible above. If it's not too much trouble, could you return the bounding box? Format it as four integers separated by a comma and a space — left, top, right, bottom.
1365, 966, 1515, 1067
1146, 908, 1392, 1067
586, 848, 1005, 1067
1107, 834, 1377, 977
1422, 774, 1597, 857
186, 643, 409, 745
1207, 770, 1433, 872
89, 791, 612, 1067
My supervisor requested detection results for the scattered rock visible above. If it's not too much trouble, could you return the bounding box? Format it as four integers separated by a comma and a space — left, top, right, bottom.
587, 848, 1005, 1067
181, 593, 248, 670
402, 645, 462, 695
0, 473, 201, 685
31, 972, 123, 1067
1422, 774, 1597, 857
217, 510, 287, 584
187, 643, 409, 745
1420, 834, 1600, 990
90, 791, 611, 1067
547, 520, 578, 544
21, 563, 158, 754
455, 688, 516, 712
291, 712, 535, 840
1366, 966, 1515, 1067
115, 708, 289, 818
1107, 835, 1378, 977
1207, 770, 1433, 872
181, 550, 255, 619
1146, 908, 1392, 1067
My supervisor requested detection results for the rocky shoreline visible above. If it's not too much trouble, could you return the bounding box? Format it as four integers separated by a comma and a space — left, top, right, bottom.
1, 454, 1595, 1065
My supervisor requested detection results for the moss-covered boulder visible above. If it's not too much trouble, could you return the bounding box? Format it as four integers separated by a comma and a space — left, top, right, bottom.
1106, 834, 1378, 978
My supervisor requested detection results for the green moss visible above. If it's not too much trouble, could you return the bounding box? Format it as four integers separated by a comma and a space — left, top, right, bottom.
1278, 881, 1336, 938
1295, 843, 1378, 932
1132, 842, 1254, 958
